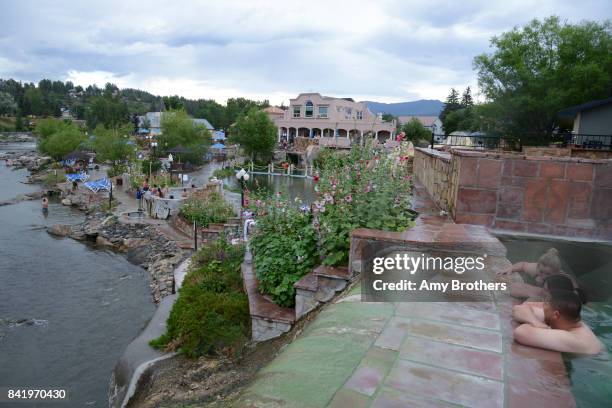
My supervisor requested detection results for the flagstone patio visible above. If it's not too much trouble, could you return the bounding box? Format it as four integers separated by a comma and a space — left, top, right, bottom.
235, 180, 575, 407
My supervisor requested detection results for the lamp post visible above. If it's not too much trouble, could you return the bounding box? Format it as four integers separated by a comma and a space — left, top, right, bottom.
235, 168, 250, 209
151, 141, 158, 158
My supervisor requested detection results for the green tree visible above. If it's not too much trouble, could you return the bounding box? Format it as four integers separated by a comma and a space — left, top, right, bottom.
0, 91, 18, 115
224, 98, 269, 129
381, 113, 396, 123
23, 88, 45, 116
35, 118, 68, 139
162, 95, 184, 110
461, 87, 474, 107
232, 108, 277, 163
159, 110, 211, 164
38, 123, 86, 160
401, 117, 431, 142
85, 94, 129, 129
91, 124, 135, 174
474, 16, 612, 138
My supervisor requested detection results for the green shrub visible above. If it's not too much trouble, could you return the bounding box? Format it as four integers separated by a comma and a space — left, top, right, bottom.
42, 169, 66, 188
151, 239, 249, 357
150, 288, 249, 357
141, 159, 161, 174
212, 167, 235, 179
180, 192, 235, 227
315, 142, 416, 266
250, 198, 319, 307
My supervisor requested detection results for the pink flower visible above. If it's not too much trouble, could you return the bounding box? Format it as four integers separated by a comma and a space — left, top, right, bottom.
345, 195, 353, 203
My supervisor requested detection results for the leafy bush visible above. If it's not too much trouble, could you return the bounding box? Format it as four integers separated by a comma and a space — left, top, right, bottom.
106, 164, 128, 178
250, 197, 319, 307
42, 169, 66, 188
315, 142, 416, 266
180, 192, 235, 227
151, 240, 249, 357
141, 159, 162, 174
212, 167, 235, 179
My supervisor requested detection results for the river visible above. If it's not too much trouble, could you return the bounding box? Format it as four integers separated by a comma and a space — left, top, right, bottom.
0, 143, 155, 406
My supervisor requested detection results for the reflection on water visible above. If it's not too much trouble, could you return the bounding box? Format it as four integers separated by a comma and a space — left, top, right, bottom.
0, 157, 155, 406
500, 236, 612, 406
224, 173, 316, 203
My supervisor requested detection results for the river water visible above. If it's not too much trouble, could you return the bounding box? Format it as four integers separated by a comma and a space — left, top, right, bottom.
0, 143, 155, 406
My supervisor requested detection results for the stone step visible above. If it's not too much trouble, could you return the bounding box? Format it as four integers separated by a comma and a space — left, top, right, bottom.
242, 258, 295, 342
313, 265, 351, 303
294, 271, 320, 321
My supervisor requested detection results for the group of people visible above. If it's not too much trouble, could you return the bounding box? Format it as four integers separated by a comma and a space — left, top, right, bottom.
499, 248, 602, 355
135, 178, 193, 211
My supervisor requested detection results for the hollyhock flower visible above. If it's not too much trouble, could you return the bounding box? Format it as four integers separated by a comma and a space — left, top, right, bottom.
345, 195, 353, 203
324, 193, 333, 203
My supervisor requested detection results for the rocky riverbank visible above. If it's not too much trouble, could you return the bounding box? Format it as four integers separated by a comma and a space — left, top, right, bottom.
0, 133, 53, 183
48, 213, 187, 303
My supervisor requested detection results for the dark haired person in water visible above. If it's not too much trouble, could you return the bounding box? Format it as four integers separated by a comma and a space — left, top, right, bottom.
497, 248, 563, 300
512, 287, 602, 355
41, 195, 49, 216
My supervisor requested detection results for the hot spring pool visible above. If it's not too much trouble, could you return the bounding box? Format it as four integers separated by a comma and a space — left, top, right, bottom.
499, 236, 612, 407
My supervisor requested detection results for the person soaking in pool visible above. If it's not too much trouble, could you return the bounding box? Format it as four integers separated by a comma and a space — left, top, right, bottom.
497, 248, 563, 300
512, 289, 602, 355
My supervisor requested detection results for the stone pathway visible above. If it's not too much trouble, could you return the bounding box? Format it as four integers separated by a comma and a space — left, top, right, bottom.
238, 278, 574, 407
236, 181, 575, 408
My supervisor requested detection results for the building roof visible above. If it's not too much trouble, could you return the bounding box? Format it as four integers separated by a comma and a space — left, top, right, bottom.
139, 112, 214, 130
398, 115, 439, 126
193, 118, 214, 130
263, 106, 285, 115
558, 97, 612, 119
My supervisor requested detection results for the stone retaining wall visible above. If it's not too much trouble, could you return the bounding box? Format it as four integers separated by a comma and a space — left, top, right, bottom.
171, 214, 240, 244
414, 147, 612, 240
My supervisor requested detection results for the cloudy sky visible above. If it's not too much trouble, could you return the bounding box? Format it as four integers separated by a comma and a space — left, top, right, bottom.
1, 0, 610, 105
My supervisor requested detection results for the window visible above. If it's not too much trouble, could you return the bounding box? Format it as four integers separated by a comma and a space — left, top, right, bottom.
293, 105, 301, 118
356, 110, 363, 120
344, 108, 352, 119
318, 106, 328, 118
305, 101, 314, 118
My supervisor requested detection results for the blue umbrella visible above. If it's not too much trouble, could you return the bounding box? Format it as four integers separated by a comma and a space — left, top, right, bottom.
211, 143, 226, 149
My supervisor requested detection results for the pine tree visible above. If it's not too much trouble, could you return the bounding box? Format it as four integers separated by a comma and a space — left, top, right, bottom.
461, 87, 474, 107
440, 88, 460, 122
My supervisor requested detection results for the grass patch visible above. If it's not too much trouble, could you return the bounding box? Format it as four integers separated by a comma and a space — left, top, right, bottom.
150, 239, 249, 358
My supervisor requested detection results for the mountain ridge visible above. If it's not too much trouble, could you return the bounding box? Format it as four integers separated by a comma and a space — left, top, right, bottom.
364, 99, 444, 116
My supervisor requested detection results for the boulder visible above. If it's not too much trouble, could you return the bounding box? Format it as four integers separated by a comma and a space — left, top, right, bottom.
96, 235, 115, 248
61, 198, 72, 206
48, 224, 72, 237
122, 238, 151, 250
127, 246, 152, 265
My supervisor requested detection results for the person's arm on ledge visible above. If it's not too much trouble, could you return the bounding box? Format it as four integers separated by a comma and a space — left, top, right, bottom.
512, 303, 548, 328
510, 282, 546, 300
513, 324, 601, 355
497, 262, 538, 277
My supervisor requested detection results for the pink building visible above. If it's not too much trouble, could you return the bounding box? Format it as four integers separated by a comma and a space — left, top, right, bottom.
272, 93, 396, 145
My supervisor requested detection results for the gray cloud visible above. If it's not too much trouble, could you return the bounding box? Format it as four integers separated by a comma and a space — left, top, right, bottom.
1, 0, 610, 104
